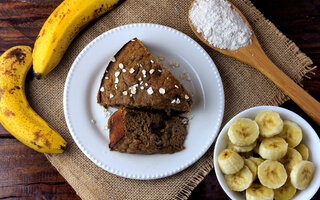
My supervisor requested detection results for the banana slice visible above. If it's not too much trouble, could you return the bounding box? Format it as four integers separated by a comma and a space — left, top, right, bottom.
228, 139, 256, 152
225, 165, 253, 191
248, 157, 264, 167
255, 111, 283, 137
259, 137, 288, 160
258, 160, 287, 189
228, 118, 259, 146
290, 160, 315, 190
274, 180, 296, 200
295, 144, 309, 160
280, 148, 302, 173
218, 149, 244, 174
279, 120, 302, 148
246, 183, 274, 200
244, 158, 257, 181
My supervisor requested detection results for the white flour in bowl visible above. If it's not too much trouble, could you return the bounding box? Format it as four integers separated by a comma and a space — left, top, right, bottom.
189, 0, 252, 50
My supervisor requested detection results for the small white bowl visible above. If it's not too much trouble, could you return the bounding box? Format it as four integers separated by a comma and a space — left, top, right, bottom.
213, 105, 320, 200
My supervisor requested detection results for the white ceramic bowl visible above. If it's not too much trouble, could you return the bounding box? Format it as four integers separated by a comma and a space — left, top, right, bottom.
214, 105, 320, 200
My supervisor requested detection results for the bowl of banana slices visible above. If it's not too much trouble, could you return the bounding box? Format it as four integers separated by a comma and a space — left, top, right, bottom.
213, 105, 320, 200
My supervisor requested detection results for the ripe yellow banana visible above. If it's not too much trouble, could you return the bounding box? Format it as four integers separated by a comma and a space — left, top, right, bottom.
0, 46, 67, 153
33, 0, 120, 79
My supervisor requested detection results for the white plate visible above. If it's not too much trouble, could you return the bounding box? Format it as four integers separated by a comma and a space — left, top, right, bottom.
64, 23, 224, 180
214, 106, 320, 200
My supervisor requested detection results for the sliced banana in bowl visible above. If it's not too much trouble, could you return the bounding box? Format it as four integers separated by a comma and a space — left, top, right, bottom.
213, 106, 320, 200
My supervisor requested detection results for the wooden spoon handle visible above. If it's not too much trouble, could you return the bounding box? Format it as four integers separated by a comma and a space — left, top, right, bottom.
252, 52, 320, 125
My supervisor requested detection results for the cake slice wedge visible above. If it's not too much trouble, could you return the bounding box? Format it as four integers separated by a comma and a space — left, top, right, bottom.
108, 107, 188, 154
97, 38, 193, 113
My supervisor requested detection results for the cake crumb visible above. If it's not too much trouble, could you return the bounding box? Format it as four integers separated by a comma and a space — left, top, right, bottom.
119, 63, 124, 69
147, 87, 154, 95
122, 91, 128, 96
110, 93, 114, 99
158, 55, 165, 60
129, 68, 135, 74
110, 56, 116, 62
182, 118, 188, 125
100, 87, 105, 92
170, 60, 179, 67
159, 88, 165, 94
91, 119, 96, 124
186, 76, 191, 81
180, 72, 187, 79
187, 115, 193, 120
104, 110, 112, 118
103, 125, 108, 130
149, 69, 155, 74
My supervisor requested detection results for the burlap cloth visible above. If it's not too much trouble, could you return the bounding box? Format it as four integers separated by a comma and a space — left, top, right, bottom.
26, 0, 314, 199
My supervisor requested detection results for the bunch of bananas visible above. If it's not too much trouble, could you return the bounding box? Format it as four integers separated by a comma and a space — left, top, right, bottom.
0, 0, 119, 153
218, 110, 315, 200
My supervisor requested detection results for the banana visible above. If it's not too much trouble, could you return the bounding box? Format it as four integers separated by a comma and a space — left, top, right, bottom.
33, 0, 120, 79
228, 138, 256, 152
274, 180, 296, 200
225, 165, 253, 192
296, 144, 309, 160
228, 118, 259, 146
290, 160, 315, 190
259, 137, 288, 160
258, 160, 287, 189
246, 183, 274, 200
217, 149, 244, 174
248, 157, 264, 167
280, 148, 302, 173
279, 120, 302, 148
0, 46, 67, 153
255, 110, 283, 137
244, 158, 257, 181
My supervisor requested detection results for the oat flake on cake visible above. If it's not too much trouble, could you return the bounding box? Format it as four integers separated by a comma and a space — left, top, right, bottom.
189, 0, 252, 50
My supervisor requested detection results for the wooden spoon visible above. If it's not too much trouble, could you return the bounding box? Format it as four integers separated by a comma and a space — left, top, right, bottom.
188, 0, 320, 125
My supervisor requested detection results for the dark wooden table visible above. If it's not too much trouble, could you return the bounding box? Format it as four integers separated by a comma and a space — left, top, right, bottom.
0, 0, 319, 199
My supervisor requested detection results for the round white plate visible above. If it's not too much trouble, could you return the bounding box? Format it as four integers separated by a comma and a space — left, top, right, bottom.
64, 23, 224, 180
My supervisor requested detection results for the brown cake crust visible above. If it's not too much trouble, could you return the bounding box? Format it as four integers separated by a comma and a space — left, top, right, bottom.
97, 38, 193, 113
108, 108, 188, 154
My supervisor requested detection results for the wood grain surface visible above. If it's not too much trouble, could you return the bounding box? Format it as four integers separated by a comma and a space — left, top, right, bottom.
0, 0, 319, 199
